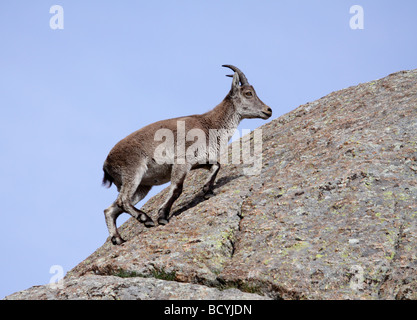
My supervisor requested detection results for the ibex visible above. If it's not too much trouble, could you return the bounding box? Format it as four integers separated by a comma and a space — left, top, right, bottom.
103, 65, 272, 245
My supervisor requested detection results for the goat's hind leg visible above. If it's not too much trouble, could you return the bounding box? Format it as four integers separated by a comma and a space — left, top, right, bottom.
104, 185, 153, 246
116, 167, 155, 229
104, 202, 125, 245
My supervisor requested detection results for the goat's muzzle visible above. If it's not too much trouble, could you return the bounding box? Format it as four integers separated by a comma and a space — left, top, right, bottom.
261, 106, 272, 119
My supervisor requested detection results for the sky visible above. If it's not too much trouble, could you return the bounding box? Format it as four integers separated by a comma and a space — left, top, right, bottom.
0, 0, 416, 299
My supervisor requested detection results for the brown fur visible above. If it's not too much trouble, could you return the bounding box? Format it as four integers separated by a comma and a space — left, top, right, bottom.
103, 66, 272, 245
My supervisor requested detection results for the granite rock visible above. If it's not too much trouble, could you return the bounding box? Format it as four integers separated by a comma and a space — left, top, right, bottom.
6, 69, 417, 300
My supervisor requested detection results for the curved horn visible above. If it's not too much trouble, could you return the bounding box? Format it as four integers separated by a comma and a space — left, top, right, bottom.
222, 65, 249, 86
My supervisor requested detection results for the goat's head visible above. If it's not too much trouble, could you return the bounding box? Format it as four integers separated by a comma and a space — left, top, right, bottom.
223, 65, 272, 120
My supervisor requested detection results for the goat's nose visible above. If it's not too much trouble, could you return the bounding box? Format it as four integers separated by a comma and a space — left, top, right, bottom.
261, 106, 272, 119
263, 106, 272, 115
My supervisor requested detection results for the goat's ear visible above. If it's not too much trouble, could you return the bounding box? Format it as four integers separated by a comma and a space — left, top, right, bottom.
230, 72, 240, 95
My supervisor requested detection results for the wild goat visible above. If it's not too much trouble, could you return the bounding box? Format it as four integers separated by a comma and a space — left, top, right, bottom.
102, 65, 272, 245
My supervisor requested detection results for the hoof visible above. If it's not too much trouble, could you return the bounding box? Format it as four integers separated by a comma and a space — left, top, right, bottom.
111, 236, 125, 245
144, 220, 155, 228
204, 190, 215, 199
158, 217, 169, 225
139, 213, 149, 222
139, 213, 155, 228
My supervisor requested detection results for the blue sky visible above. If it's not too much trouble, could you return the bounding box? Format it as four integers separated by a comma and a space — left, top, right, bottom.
0, 1, 416, 298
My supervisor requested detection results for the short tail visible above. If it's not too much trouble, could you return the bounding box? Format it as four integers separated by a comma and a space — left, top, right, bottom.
102, 168, 113, 188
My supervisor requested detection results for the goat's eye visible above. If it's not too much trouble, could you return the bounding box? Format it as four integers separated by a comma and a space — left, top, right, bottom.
245, 91, 253, 97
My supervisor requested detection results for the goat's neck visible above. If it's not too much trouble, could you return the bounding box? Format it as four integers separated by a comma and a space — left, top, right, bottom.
204, 97, 241, 135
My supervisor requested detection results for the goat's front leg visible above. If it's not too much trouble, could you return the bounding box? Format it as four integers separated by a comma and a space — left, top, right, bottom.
202, 163, 220, 199
158, 164, 190, 225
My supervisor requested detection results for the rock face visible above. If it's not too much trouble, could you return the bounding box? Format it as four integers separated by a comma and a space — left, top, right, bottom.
6, 69, 417, 300
5, 275, 266, 300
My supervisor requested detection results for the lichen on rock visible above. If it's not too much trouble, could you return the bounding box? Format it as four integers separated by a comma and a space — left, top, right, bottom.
6, 69, 417, 300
